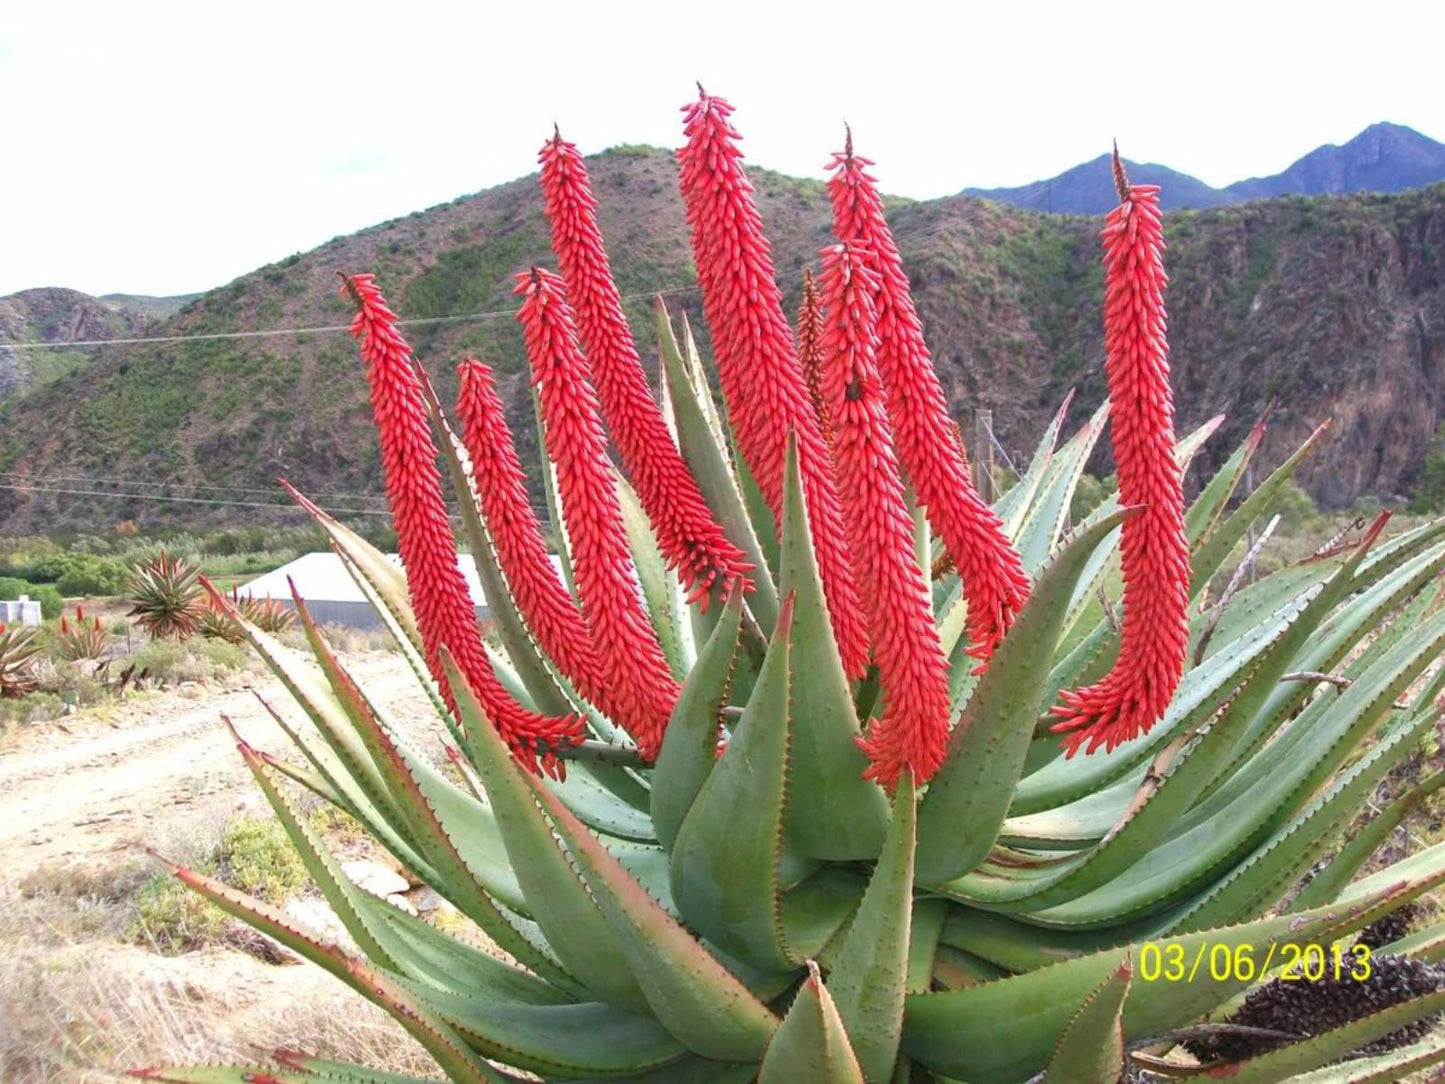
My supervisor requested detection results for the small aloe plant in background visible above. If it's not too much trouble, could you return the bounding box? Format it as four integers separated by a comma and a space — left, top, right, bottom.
135, 90, 1445, 1084
53, 603, 109, 661
126, 549, 204, 641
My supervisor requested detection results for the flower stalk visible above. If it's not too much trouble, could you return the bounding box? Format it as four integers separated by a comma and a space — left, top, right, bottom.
818, 241, 953, 788
341, 272, 583, 774
515, 267, 680, 758
827, 135, 1030, 663
678, 89, 870, 678
539, 132, 751, 606
1049, 152, 1190, 755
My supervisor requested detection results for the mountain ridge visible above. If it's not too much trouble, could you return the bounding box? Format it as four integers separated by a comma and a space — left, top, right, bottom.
965, 122, 1445, 215
0, 147, 1441, 533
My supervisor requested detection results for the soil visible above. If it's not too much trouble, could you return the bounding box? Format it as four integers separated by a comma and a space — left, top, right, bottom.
0, 653, 417, 873
0, 651, 439, 1082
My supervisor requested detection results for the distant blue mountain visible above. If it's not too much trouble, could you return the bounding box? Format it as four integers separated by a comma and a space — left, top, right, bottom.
964, 123, 1445, 214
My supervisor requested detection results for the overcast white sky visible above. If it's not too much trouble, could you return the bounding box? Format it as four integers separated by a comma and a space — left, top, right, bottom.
4, 0, 1442, 298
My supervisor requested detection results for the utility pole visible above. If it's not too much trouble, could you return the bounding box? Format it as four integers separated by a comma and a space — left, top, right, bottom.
974, 409, 995, 501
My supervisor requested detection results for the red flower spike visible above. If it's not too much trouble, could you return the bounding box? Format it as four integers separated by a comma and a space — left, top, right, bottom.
795, 268, 835, 451
678, 89, 870, 678
514, 268, 680, 759
339, 272, 583, 774
456, 356, 640, 722
539, 133, 752, 604
827, 138, 1031, 663
1048, 155, 1190, 756
818, 242, 953, 789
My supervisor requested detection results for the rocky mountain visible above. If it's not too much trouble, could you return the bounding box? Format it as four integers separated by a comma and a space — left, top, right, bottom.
966, 123, 1445, 215
1226, 123, 1445, 201
0, 288, 190, 399
0, 147, 1442, 532
963, 154, 1238, 214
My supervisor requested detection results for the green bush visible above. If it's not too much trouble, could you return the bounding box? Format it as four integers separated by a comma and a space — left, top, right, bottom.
1270, 481, 1320, 536
16, 552, 128, 596
1070, 472, 1114, 523
128, 813, 310, 953
130, 637, 249, 684
0, 577, 61, 618
1408, 423, 1445, 513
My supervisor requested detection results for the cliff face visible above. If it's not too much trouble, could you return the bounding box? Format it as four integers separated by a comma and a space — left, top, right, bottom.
0, 149, 1441, 531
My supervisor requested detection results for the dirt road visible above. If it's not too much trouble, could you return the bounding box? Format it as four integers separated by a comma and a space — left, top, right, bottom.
0, 652, 418, 874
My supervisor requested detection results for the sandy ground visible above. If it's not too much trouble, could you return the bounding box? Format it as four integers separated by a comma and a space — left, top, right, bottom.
0, 653, 416, 873
0, 652, 441, 1082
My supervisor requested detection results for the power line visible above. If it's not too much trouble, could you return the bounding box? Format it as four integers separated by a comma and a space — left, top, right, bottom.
0, 482, 395, 517
0, 470, 389, 505
0, 284, 700, 351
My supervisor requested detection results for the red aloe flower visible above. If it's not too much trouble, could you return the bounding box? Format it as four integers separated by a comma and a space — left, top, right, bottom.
457, 356, 643, 721
678, 88, 870, 678
795, 269, 835, 451
819, 242, 953, 789
539, 132, 751, 607
1049, 152, 1190, 756
827, 135, 1030, 663
515, 268, 680, 759
340, 272, 583, 775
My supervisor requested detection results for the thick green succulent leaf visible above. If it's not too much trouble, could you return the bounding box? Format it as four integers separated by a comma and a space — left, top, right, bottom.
915, 505, 1137, 884
656, 299, 779, 630
615, 470, 687, 679
952, 582, 1315, 910
1184, 413, 1265, 549
442, 651, 650, 1013
412, 366, 573, 716
1172, 701, 1438, 931
526, 757, 781, 1061
204, 585, 403, 834
782, 866, 868, 961
906, 899, 948, 996
1042, 958, 1131, 1084
759, 962, 867, 1084
829, 773, 917, 1083
247, 694, 439, 885
1207, 521, 1445, 784
1013, 401, 1109, 575
235, 736, 563, 1006
993, 390, 1072, 538
1281, 1037, 1445, 1083
939, 903, 1153, 974
130, 1068, 321, 1083
1011, 607, 1445, 930
150, 859, 510, 1084
1189, 420, 1329, 599
777, 438, 888, 860
652, 590, 742, 851
670, 593, 796, 972
930, 944, 1007, 989
901, 883, 1412, 1082
558, 1058, 759, 1084
1204, 989, 1445, 1082
270, 1053, 452, 1083
395, 982, 690, 1078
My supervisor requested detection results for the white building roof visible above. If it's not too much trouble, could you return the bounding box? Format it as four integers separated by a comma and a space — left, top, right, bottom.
237, 551, 562, 608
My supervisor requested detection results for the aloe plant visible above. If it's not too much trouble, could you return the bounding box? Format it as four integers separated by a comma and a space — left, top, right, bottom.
0, 622, 42, 697
127, 549, 204, 640
53, 603, 110, 661
136, 93, 1445, 1084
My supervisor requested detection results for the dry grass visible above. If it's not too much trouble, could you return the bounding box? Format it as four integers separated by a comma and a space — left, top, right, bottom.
0, 799, 438, 1083
0, 939, 435, 1082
